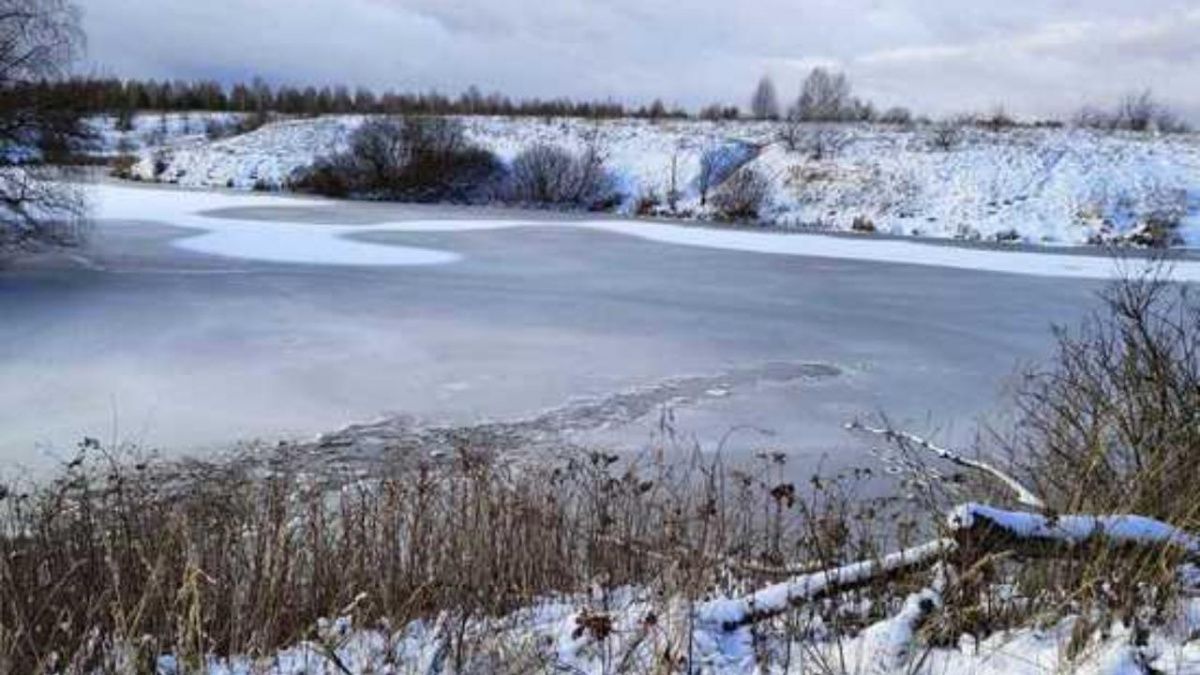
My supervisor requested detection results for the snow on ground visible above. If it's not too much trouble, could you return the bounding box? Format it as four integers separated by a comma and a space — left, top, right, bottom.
124, 115, 1200, 248
85, 112, 246, 157
92, 183, 1200, 280
151, 592, 1200, 674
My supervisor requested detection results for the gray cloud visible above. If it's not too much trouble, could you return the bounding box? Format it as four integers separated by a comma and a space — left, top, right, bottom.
79, 0, 1200, 121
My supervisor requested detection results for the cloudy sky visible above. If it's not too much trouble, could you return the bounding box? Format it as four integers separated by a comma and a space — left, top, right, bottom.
80, 0, 1200, 121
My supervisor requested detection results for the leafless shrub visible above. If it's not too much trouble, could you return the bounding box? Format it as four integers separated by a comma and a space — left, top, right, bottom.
699, 103, 739, 121
878, 106, 913, 126
928, 122, 962, 151
507, 139, 620, 209
977, 105, 1016, 132
1075, 90, 1191, 134
712, 166, 771, 221
1010, 273, 1200, 515
850, 215, 875, 233
750, 75, 781, 120
1119, 90, 1158, 132
795, 68, 852, 122
852, 276, 1200, 648
0, 0, 90, 255
1125, 215, 1183, 248
800, 126, 848, 161
777, 110, 804, 151
937, 273, 1200, 640
293, 116, 503, 202
634, 186, 661, 216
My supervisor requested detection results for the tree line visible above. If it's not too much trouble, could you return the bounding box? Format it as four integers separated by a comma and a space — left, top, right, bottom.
16, 77, 694, 122
16, 69, 1189, 134
749, 69, 1190, 133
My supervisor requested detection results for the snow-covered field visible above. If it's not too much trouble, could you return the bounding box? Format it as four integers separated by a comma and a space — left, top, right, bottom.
123, 115, 1200, 247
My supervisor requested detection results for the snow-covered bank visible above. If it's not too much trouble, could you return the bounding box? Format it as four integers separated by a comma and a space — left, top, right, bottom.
92, 184, 1200, 281
124, 115, 1200, 247
153, 592, 1200, 674
86, 112, 246, 157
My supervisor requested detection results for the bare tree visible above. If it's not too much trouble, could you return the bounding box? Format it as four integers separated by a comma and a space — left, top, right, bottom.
928, 121, 962, 151
749, 75, 780, 120
778, 109, 804, 151
795, 68, 852, 122
0, 0, 88, 255
1118, 90, 1157, 132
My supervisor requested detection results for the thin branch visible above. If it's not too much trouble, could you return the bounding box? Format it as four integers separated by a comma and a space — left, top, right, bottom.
846, 421, 1045, 509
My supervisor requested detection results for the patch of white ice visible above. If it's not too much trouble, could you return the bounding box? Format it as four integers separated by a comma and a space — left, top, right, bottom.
92, 184, 1200, 280
93, 185, 460, 267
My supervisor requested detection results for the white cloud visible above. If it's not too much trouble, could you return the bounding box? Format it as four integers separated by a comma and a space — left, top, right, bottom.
78, 0, 1200, 121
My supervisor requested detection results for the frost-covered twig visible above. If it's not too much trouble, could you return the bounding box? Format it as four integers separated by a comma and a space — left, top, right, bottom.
696, 538, 957, 631
846, 421, 1045, 509
949, 503, 1200, 560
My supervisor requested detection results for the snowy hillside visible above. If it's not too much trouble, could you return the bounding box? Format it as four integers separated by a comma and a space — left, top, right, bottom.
86, 112, 246, 157
127, 115, 1200, 247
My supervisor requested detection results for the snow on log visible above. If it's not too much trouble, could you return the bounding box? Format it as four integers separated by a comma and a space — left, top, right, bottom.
695, 503, 1200, 632
950, 503, 1200, 560
697, 539, 957, 631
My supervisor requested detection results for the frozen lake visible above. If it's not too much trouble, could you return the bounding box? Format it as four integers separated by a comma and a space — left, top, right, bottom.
1, 183, 1145, 474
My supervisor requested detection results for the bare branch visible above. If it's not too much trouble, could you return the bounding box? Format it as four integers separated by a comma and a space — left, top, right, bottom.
846, 421, 1045, 509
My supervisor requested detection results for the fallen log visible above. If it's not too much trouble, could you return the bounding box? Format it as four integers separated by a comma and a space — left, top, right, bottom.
700, 504, 1200, 631
949, 502, 1200, 563
697, 538, 956, 631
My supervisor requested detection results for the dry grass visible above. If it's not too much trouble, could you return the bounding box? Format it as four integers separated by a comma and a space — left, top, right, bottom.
0, 437, 911, 673
849, 270, 1200, 654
